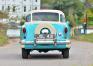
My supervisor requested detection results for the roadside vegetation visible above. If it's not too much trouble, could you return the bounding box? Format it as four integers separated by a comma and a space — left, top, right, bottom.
0, 10, 9, 46
0, 23, 8, 46
79, 33, 93, 43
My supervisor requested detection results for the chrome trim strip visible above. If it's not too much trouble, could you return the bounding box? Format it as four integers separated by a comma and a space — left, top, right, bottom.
56, 40, 71, 44
20, 40, 71, 44
36, 41, 54, 44
20, 40, 34, 44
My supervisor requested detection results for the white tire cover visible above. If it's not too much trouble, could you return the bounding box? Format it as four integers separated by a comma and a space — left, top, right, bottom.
35, 23, 56, 34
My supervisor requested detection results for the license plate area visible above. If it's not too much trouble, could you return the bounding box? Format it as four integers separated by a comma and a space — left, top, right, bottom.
35, 34, 55, 39
34, 34, 56, 44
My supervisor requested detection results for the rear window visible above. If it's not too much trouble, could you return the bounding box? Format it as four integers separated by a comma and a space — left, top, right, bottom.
32, 12, 59, 21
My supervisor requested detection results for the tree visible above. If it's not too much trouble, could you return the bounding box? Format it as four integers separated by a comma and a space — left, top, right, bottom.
52, 0, 85, 37
82, 0, 93, 26
52, 0, 84, 26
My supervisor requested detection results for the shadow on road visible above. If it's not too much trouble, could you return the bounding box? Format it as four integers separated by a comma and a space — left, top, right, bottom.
0, 53, 65, 60
28, 54, 63, 59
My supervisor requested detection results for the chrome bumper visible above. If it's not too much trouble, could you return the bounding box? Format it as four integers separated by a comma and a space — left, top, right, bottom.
20, 40, 71, 44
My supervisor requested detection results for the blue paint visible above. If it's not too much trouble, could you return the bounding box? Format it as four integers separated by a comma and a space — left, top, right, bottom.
53, 24, 65, 40
24, 44, 66, 49
23, 23, 70, 41
25, 24, 38, 41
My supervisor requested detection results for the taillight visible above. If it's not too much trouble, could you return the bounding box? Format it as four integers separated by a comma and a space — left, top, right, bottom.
22, 28, 26, 33
64, 27, 68, 33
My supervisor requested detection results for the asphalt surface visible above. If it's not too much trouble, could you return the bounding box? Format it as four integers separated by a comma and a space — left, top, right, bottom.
0, 39, 93, 66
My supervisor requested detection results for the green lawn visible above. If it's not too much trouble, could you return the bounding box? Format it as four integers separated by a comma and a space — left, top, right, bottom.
79, 33, 93, 43
0, 23, 8, 46
0, 30, 8, 46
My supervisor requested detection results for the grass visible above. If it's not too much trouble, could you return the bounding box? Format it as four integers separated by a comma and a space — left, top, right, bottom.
0, 23, 8, 46
0, 30, 8, 46
79, 33, 93, 43
88, 21, 93, 27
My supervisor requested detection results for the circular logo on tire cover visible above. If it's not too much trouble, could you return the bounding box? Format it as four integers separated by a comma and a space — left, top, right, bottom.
35, 23, 56, 34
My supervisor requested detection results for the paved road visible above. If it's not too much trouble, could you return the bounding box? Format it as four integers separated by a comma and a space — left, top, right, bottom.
0, 39, 93, 66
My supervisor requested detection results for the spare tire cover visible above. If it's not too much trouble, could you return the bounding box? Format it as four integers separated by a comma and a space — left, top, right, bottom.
35, 23, 56, 34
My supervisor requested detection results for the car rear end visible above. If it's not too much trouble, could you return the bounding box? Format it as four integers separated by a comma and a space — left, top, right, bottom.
20, 10, 71, 59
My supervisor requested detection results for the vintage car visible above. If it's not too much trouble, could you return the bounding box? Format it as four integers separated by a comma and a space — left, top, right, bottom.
20, 10, 71, 59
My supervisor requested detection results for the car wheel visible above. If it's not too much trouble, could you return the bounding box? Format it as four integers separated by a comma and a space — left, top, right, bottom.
62, 48, 69, 58
22, 48, 30, 59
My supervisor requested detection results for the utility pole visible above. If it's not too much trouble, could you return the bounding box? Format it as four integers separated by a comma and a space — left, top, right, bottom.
22, 0, 23, 17
85, 0, 88, 29
84, 0, 88, 34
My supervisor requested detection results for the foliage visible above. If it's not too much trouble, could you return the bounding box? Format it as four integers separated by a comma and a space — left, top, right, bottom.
20, 16, 25, 25
41, 0, 93, 26
0, 11, 8, 18
52, 0, 84, 26
41, 0, 56, 4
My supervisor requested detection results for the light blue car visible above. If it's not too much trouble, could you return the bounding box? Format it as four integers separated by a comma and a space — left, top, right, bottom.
20, 10, 71, 59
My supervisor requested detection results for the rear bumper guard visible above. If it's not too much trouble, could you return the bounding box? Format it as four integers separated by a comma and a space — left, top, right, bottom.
20, 40, 71, 45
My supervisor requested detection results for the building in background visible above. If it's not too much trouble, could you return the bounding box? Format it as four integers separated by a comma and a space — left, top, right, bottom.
0, 0, 40, 18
